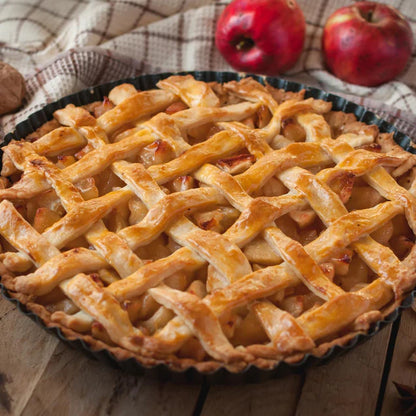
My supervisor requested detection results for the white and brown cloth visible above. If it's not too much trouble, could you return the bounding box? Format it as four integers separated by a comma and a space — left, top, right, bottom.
0, 0, 415, 139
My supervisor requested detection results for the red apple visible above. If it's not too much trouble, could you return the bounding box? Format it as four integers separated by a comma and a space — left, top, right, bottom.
215, 0, 306, 75
322, 1, 413, 87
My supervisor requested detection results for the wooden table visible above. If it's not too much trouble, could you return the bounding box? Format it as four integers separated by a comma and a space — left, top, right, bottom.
1, 295, 415, 416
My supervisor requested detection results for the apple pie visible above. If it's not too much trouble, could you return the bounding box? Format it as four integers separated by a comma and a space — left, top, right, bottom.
1, 74, 416, 373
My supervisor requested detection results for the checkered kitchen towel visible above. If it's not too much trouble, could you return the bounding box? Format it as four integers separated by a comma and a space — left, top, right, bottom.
0, 0, 415, 138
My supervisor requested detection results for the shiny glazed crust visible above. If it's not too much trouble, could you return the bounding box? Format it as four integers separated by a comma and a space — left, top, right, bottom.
1, 74, 416, 373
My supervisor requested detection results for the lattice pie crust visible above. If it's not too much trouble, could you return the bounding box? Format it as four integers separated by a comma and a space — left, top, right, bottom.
1, 75, 416, 373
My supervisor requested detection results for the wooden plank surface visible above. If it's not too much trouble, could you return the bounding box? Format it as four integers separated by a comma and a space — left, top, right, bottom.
0, 297, 201, 416
381, 308, 416, 416
0, 298, 59, 415
20, 343, 202, 416
295, 327, 391, 416
201, 374, 303, 416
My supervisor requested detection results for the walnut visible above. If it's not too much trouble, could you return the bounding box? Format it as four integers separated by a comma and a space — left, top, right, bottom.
0, 61, 25, 115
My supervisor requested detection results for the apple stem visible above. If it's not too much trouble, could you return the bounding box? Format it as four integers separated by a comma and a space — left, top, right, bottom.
357, 7, 375, 23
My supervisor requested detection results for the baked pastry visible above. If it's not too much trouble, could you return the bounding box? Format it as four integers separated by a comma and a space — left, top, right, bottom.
1, 74, 416, 373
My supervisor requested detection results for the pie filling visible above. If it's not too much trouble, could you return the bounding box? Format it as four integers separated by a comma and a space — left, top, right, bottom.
1, 74, 416, 372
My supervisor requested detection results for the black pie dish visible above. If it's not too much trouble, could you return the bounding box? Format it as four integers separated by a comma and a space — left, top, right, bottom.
0, 71, 415, 384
